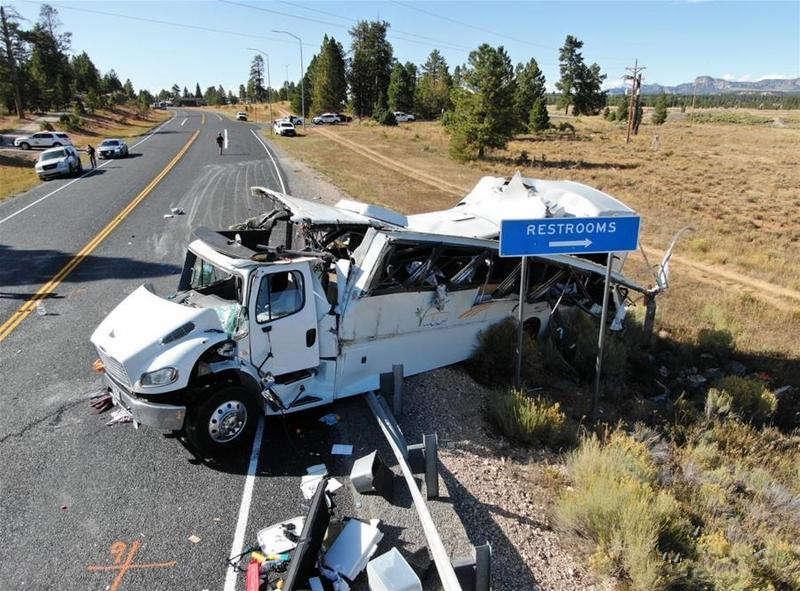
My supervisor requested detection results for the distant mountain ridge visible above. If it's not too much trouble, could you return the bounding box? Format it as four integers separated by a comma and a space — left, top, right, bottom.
607, 76, 800, 95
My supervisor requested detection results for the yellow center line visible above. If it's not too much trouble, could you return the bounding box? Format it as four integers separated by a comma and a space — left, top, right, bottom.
0, 129, 200, 343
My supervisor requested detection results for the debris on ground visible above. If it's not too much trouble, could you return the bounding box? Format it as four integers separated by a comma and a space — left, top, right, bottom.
188, 534, 201, 544
163, 214, 174, 219
170, 207, 185, 215
331, 444, 353, 456
367, 547, 422, 591
318, 413, 339, 426
323, 518, 383, 581
105, 408, 132, 426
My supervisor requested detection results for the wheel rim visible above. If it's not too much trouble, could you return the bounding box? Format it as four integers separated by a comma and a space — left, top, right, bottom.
208, 400, 248, 443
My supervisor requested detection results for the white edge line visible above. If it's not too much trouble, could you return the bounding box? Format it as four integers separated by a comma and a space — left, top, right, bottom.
224, 128, 229, 149
216, 113, 223, 121
250, 128, 288, 194
0, 114, 175, 227
222, 416, 265, 591
180, 117, 188, 127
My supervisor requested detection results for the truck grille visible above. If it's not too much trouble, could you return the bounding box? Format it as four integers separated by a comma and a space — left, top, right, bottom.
42, 163, 58, 170
98, 350, 131, 387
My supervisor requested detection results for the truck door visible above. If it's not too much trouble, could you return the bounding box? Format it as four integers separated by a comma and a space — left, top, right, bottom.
248, 263, 320, 376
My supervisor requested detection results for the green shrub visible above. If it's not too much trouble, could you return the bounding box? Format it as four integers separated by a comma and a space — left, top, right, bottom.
556, 431, 690, 590
469, 318, 546, 387
58, 113, 83, 131
371, 104, 397, 126
557, 121, 576, 134
705, 376, 777, 425
487, 388, 567, 446
39, 121, 54, 131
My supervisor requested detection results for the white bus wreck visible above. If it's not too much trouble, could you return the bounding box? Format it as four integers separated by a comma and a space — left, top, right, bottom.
90, 174, 669, 452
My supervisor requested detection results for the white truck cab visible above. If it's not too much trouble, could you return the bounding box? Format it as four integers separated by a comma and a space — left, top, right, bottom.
91, 175, 664, 453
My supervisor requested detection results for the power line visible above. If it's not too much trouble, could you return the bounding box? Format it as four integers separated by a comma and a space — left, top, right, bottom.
276, 0, 472, 52
20, 0, 313, 47
220, 0, 472, 53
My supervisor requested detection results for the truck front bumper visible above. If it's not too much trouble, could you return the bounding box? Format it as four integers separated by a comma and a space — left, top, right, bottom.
105, 375, 187, 432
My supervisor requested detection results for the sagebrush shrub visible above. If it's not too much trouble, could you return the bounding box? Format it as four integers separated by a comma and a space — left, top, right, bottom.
486, 388, 567, 446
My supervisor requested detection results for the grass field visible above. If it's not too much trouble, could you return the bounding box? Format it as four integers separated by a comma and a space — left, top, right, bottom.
0, 105, 171, 201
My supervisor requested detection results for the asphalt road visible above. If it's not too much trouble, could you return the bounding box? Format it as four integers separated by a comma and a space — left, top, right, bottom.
0, 109, 470, 590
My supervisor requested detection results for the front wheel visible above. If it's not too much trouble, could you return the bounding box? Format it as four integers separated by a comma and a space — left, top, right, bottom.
19, 142, 30, 150
52, 142, 61, 147
185, 386, 259, 454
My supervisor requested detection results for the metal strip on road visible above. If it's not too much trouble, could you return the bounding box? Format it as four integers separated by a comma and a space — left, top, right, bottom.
222, 416, 265, 591
0, 115, 175, 227
365, 391, 463, 591
0, 129, 200, 343
249, 128, 288, 194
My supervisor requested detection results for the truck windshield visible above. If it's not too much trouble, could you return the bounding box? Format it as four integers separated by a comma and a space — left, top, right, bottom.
190, 257, 234, 292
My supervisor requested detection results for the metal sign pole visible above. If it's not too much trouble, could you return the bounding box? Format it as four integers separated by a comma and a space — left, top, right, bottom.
514, 256, 528, 389
592, 254, 614, 417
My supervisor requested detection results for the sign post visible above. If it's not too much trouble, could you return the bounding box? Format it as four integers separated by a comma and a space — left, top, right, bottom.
499, 216, 640, 405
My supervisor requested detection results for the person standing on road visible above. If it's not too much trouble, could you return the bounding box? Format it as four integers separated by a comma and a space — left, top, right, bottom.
215, 132, 224, 156
86, 144, 96, 169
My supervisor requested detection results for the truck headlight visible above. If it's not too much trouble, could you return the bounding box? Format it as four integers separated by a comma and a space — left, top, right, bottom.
140, 367, 178, 386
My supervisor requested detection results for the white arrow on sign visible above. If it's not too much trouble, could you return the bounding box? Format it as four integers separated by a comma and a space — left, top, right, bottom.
549, 238, 592, 248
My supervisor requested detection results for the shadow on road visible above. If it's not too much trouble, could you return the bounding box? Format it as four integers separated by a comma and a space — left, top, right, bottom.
0, 244, 181, 291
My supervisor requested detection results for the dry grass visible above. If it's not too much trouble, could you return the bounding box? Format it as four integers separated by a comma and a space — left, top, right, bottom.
0, 106, 170, 201
265, 106, 800, 371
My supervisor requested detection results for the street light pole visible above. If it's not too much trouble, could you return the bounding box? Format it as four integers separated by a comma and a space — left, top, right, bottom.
246, 48, 273, 122
273, 30, 304, 125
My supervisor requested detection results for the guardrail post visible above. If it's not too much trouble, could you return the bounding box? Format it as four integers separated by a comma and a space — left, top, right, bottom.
452, 543, 492, 591
393, 363, 404, 415
423, 433, 439, 499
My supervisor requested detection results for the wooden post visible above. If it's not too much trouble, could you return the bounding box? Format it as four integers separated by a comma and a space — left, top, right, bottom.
514, 257, 528, 389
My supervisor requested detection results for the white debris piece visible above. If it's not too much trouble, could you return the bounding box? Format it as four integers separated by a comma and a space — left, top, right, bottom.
323, 518, 383, 580
106, 407, 133, 426
256, 516, 305, 554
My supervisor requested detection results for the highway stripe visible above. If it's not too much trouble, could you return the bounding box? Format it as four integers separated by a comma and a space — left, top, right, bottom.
216, 113, 222, 121
222, 417, 265, 591
249, 128, 287, 194
0, 129, 200, 343
224, 128, 229, 149
0, 115, 175, 227
180, 117, 188, 126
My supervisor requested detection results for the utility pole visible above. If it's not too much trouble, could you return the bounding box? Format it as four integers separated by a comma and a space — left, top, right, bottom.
273, 30, 304, 124
624, 59, 645, 143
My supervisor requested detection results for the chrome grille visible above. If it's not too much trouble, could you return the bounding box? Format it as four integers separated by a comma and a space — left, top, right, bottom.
98, 349, 131, 387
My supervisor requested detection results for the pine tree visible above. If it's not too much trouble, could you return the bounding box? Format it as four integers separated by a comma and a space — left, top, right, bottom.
616, 101, 627, 121
27, 5, 73, 110
572, 62, 606, 115
182, 86, 189, 99
529, 98, 550, 132
556, 35, 583, 114
388, 61, 416, 112
71, 52, 100, 94
195, 83, 202, 99
123, 78, 135, 100
291, 54, 316, 116
348, 20, 393, 117
513, 58, 546, 131
415, 50, 451, 119
652, 92, 668, 124
0, 5, 26, 117
248, 54, 265, 101
444, 44, 516, 161
310, 35, 347, 114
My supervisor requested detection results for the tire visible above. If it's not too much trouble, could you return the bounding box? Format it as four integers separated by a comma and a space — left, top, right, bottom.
52, 142, 61, 147
68, 162, 75, 176
185, 385, 258, 454
19, 142, 29, 150
76, 162, 83, 174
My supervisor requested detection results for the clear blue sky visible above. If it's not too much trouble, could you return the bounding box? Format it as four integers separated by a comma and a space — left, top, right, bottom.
9, 0, 800, 93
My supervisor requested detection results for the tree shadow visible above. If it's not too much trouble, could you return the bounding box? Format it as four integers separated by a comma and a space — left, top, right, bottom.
0, 244, 181, 292
0, 153, 36, 168
485, 153, 639, 170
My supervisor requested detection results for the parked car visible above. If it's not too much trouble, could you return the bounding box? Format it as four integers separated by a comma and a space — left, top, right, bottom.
393, 111, 415, 122
15, 132, 73, 150
273, 120, 297, 137
98, 138, 129, 159
89, 175, 670, 452
286, 115, 304, 126
312, 112, 341, 125
236, 112, 248, 121
35, 146, 83, 180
